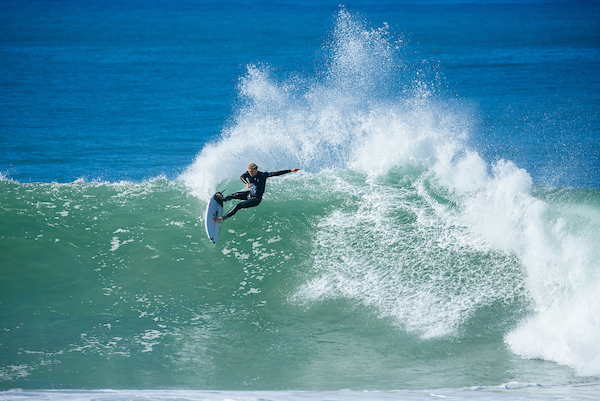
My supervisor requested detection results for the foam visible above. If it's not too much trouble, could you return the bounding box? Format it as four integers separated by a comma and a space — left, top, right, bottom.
433, 150, 600, 375
293, 173, 526, 339
6, 387, 599, 401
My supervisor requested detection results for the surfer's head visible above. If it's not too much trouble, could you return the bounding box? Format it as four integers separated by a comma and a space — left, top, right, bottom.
248, 162, 258, 177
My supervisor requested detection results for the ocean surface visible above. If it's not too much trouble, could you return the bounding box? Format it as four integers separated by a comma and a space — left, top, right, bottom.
1, 0, 600, 400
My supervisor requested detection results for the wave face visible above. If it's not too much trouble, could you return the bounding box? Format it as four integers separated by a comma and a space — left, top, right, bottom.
2, 9, 600, 391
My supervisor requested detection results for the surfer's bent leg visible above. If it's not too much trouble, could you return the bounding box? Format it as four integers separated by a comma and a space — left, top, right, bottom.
224, 191, 250, 202
223, 197, 261, 220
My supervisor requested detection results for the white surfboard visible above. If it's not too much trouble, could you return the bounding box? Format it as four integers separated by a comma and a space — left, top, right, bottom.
205, 193, 224, 244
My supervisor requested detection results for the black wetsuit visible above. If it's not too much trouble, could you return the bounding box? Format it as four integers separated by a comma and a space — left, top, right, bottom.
222, 170, 293, 220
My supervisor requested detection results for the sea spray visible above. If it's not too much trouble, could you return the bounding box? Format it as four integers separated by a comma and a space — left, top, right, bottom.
182, 9, 462, 196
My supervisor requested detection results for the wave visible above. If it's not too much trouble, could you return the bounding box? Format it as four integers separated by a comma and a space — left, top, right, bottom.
2, 8, 599, 387
181, 9, 600, 377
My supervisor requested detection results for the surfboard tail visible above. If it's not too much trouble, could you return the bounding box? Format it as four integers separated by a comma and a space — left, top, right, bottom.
213, 192, 224, 207
206, 193, 224, 244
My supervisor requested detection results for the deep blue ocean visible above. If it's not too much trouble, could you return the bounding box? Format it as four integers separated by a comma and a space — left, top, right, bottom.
1, 0, 600, 400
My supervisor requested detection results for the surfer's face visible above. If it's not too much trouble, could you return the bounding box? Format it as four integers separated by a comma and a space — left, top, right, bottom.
248, 167, 258, 177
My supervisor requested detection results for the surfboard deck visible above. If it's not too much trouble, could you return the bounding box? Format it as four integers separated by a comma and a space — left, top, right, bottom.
205, 193, 224, 244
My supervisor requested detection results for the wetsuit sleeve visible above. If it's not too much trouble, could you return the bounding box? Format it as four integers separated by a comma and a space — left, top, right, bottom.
240, 172, 250, 184
267, 170, 292, 177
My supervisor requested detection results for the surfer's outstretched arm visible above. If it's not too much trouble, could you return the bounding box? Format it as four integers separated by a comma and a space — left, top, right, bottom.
240, 168, 300, 187
269, 168, 300, 177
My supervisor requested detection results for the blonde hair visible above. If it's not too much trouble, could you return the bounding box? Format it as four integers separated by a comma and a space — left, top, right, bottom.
248, 162, 258, 170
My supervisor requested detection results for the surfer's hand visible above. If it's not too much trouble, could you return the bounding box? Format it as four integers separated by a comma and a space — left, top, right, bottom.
291, 168, 300, 172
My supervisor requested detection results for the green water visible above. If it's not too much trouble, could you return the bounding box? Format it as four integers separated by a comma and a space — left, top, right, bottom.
2, 170, 597, 390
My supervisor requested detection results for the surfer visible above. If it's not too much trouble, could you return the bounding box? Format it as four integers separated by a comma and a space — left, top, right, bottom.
213, 163, 300, 223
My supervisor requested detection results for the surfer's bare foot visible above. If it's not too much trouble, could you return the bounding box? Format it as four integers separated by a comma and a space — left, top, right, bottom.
213, 217, 223, 223
215, 192, 224, 201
